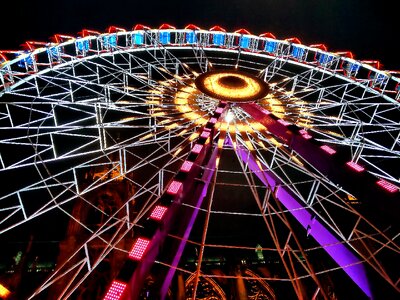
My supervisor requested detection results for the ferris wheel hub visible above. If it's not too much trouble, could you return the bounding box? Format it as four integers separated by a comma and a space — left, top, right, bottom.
195, 69, 269, 103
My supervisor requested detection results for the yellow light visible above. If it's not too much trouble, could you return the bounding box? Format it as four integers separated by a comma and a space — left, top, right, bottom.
151, 112, 166, 117
146, 100, 161, 105
0, 283, 11, 298
269, 137, 282, 147
291, 155, 304, 166
257, 140, 267, 149
256, 159, 264, 170
121, 116, 137, 122
202, 72, 261, 100
177, 128, 188, 136
195, 70, 269, 102
173, 147, 183, 157
139, 133, 154, 141
189, 132, 199, 141
245, 140, 254, 151
166, 123, 179, 130
148, 89, 163, 94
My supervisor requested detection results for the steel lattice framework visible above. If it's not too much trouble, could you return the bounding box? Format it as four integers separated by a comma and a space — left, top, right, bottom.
0, 24, 399, 299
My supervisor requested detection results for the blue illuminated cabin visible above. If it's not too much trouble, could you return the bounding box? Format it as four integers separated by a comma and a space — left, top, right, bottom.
291, 46, 305, 60
240, 36, 250, 49
76, 39, 90, 52
159, 31, 171, 44
212, 33, 225, 46
132, 32, 144, 45
103, 34, 117, 49
265, 41, 277, 53
186, 31, 197, 44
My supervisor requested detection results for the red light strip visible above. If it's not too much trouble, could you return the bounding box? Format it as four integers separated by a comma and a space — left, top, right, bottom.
320, 145, 336, 155
346, 161, 365, 172
129, 237, 150, 260
167, 180, 183, 195
150, 205, 168, 221
192, 144, 203, 154
376, 179, 398, 193
180, 160, 194, 172
103, 280, 127, 300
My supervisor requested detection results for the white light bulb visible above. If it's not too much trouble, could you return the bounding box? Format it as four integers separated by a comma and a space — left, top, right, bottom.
225, 111, 235, 123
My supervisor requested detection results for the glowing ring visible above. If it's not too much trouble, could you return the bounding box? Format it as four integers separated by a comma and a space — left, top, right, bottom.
195, 70, 269, 102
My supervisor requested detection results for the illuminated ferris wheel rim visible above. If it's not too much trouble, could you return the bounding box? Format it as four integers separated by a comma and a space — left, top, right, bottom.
0, 24, 399, 299
1, 24, 400, 103
0, 24, 398, 185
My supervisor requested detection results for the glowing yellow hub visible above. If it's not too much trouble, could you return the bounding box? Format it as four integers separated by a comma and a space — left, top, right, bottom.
195, 70, 269, 102
202, 72, 261, 100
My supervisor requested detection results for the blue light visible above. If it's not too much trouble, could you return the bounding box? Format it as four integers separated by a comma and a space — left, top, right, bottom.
292, 46, 305, 59
103, 35, 117, 49
240, 36, 250, 49
160, 31, 170, 44
47, 46, 60, 60
265, 41, 277, 53
17, 53, 33, 68
133, 33, 144, 45
374, 73, 387, 85
76, 39, 90, 52
212, 33, 224, 46
186, 32, 197, 44
317, 53, 333, 65
347, 62, 360, 73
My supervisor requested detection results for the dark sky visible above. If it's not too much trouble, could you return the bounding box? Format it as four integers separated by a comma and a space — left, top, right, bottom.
1, 0, 399, 70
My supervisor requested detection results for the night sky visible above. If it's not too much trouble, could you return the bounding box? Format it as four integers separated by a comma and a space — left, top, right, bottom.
1, 0, 399, 70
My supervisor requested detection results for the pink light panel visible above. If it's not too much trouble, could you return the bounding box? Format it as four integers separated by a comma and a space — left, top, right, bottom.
200, 131, 211, 139
376, 179, 398, 193
209, 117, 218, 124
103, 281, 127, 300
320, 145, 336, 155
215, 107, 224, 114
167, 180, 183, 195
180, 160, 194, 172
192, 144, 203, 154
299, 129, 312, 140
129, 237, 150, 260
346, 161, 365, 172
150, 205, 168, 221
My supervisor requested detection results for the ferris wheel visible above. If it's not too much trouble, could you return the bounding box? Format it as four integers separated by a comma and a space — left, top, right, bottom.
0, 23, 399, 299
